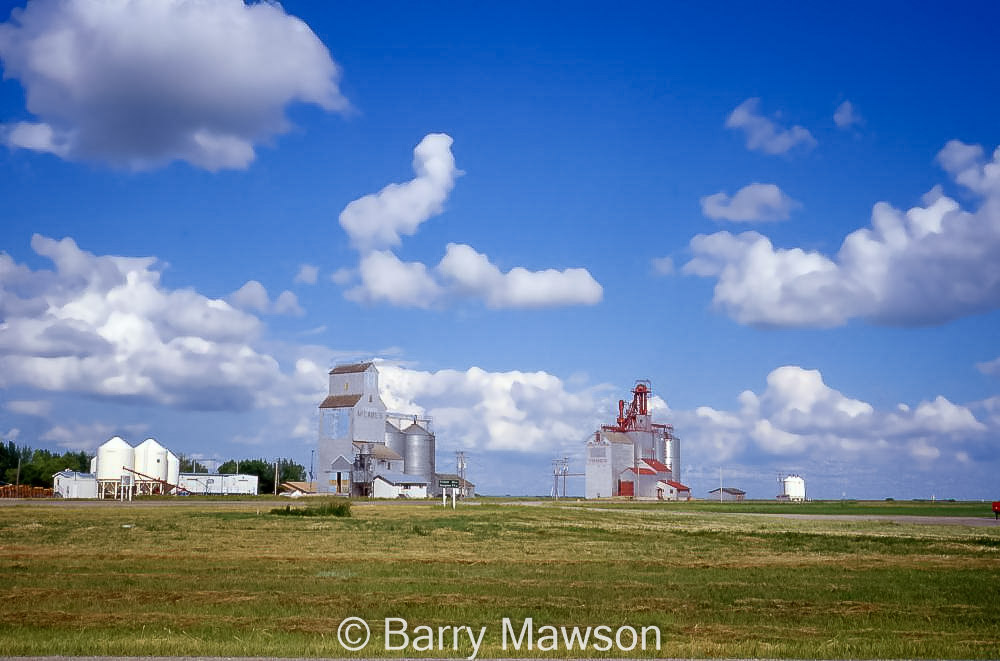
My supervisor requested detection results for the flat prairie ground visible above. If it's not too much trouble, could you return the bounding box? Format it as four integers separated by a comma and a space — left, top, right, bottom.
1, 499, 998, 658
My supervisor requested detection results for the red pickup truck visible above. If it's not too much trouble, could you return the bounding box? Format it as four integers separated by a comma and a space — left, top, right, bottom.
993, 501, 1000, 520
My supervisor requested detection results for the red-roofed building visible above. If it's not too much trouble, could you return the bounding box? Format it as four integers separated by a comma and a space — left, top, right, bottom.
658, 479, 691, 501
617, 457, 677, 500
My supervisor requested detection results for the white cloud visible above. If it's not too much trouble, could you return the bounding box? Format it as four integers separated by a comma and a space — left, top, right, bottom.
294, 264, 319, 285
700, 183, 800, 222
229, 280, 270, 313
676, 365, 987, 467
229, 280, 303, 316
977, 357, 1000, 376
338, 133, 460, 252
4, 400, 52, 417
377, 363, 611, 454
344, 244, 603, 309
725, 98, 816, 155
437, 243, 603, 308
0, 235, 321, 411
685, 141, 1000, 327
330, 267, 355, 286
346, 251, 442, 307
333, 133, 604, 309
0, 0, 346, 170
651, 256, 675, 275
41, 421, 121, 451
834, 100, 863, 129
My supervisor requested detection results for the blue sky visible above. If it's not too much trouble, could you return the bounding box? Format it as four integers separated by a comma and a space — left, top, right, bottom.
1, 0, 998, 499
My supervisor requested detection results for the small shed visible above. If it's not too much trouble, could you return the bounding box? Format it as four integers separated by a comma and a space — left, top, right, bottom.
658, 479, 691, 501
708, 487, 746, 502
53, 470, 98, 499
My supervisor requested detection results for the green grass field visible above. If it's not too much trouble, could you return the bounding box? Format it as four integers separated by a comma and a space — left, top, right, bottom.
1, 499, 998, 658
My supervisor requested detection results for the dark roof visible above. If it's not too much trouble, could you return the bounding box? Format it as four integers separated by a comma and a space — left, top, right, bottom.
709, 487, 746, 495
329, 362, 372, 375
319, 394, 363, 409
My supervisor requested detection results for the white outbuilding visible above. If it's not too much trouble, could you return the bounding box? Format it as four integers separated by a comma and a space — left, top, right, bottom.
372, 471, 428, 499
53, 471, 98, 499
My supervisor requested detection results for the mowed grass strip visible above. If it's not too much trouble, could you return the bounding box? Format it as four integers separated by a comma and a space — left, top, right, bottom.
0, 501, 997, 658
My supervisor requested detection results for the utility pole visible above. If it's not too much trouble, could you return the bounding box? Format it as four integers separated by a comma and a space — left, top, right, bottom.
273, 459, 279, 495
309, 449, 315, 485
456, 451, 466, 498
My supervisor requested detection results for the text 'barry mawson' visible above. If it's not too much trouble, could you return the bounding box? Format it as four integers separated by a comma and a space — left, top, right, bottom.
383, 617, 662, 659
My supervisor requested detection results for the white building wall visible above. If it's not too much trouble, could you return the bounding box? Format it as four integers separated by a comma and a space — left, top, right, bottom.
585, 443, 614, 498
221, 474, 258, 495
373, 477, 400, 499
53, 472, 98, 499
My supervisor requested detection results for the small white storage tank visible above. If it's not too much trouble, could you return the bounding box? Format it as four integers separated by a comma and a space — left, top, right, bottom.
96, 436, 134, 481
783, 475, 806, 501
134, 438, 168, 482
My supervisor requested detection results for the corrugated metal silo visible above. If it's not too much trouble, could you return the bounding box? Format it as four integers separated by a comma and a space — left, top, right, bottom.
96, 436, 134, 481
134, 438, 168, 481
667, 433, 681, 483
403, 422, 435, 485
385, 420, 407, 458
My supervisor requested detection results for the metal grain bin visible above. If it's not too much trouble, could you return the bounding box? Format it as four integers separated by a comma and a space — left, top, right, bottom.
385, 420, 407, 458
403, 422, 435, 485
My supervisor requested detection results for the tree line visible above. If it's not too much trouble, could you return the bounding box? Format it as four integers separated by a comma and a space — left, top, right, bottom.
0, 441, 305, 493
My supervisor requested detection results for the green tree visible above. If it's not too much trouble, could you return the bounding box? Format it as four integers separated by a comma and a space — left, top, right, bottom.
0, 446, 93, 488
217, 457, 305, 494
179, 456, 209, 473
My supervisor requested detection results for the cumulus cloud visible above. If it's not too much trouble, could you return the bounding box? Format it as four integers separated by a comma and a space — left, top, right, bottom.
700, 183, 800, 222
685, 141, 1000, 327
229, 281, 304, 316
334, 133, 604, 309
294, 264, 319, 285
344, 244, 603, 308
437, 243, 603, 308
834, 100, 863, 129
0, 0, 346, 170
0, 235, 321, 411
675, 365, 987, 466
345, 251, 442, 307
339, 133, 461, 251
725, 98, 816, 155
377, 363, 612, 454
